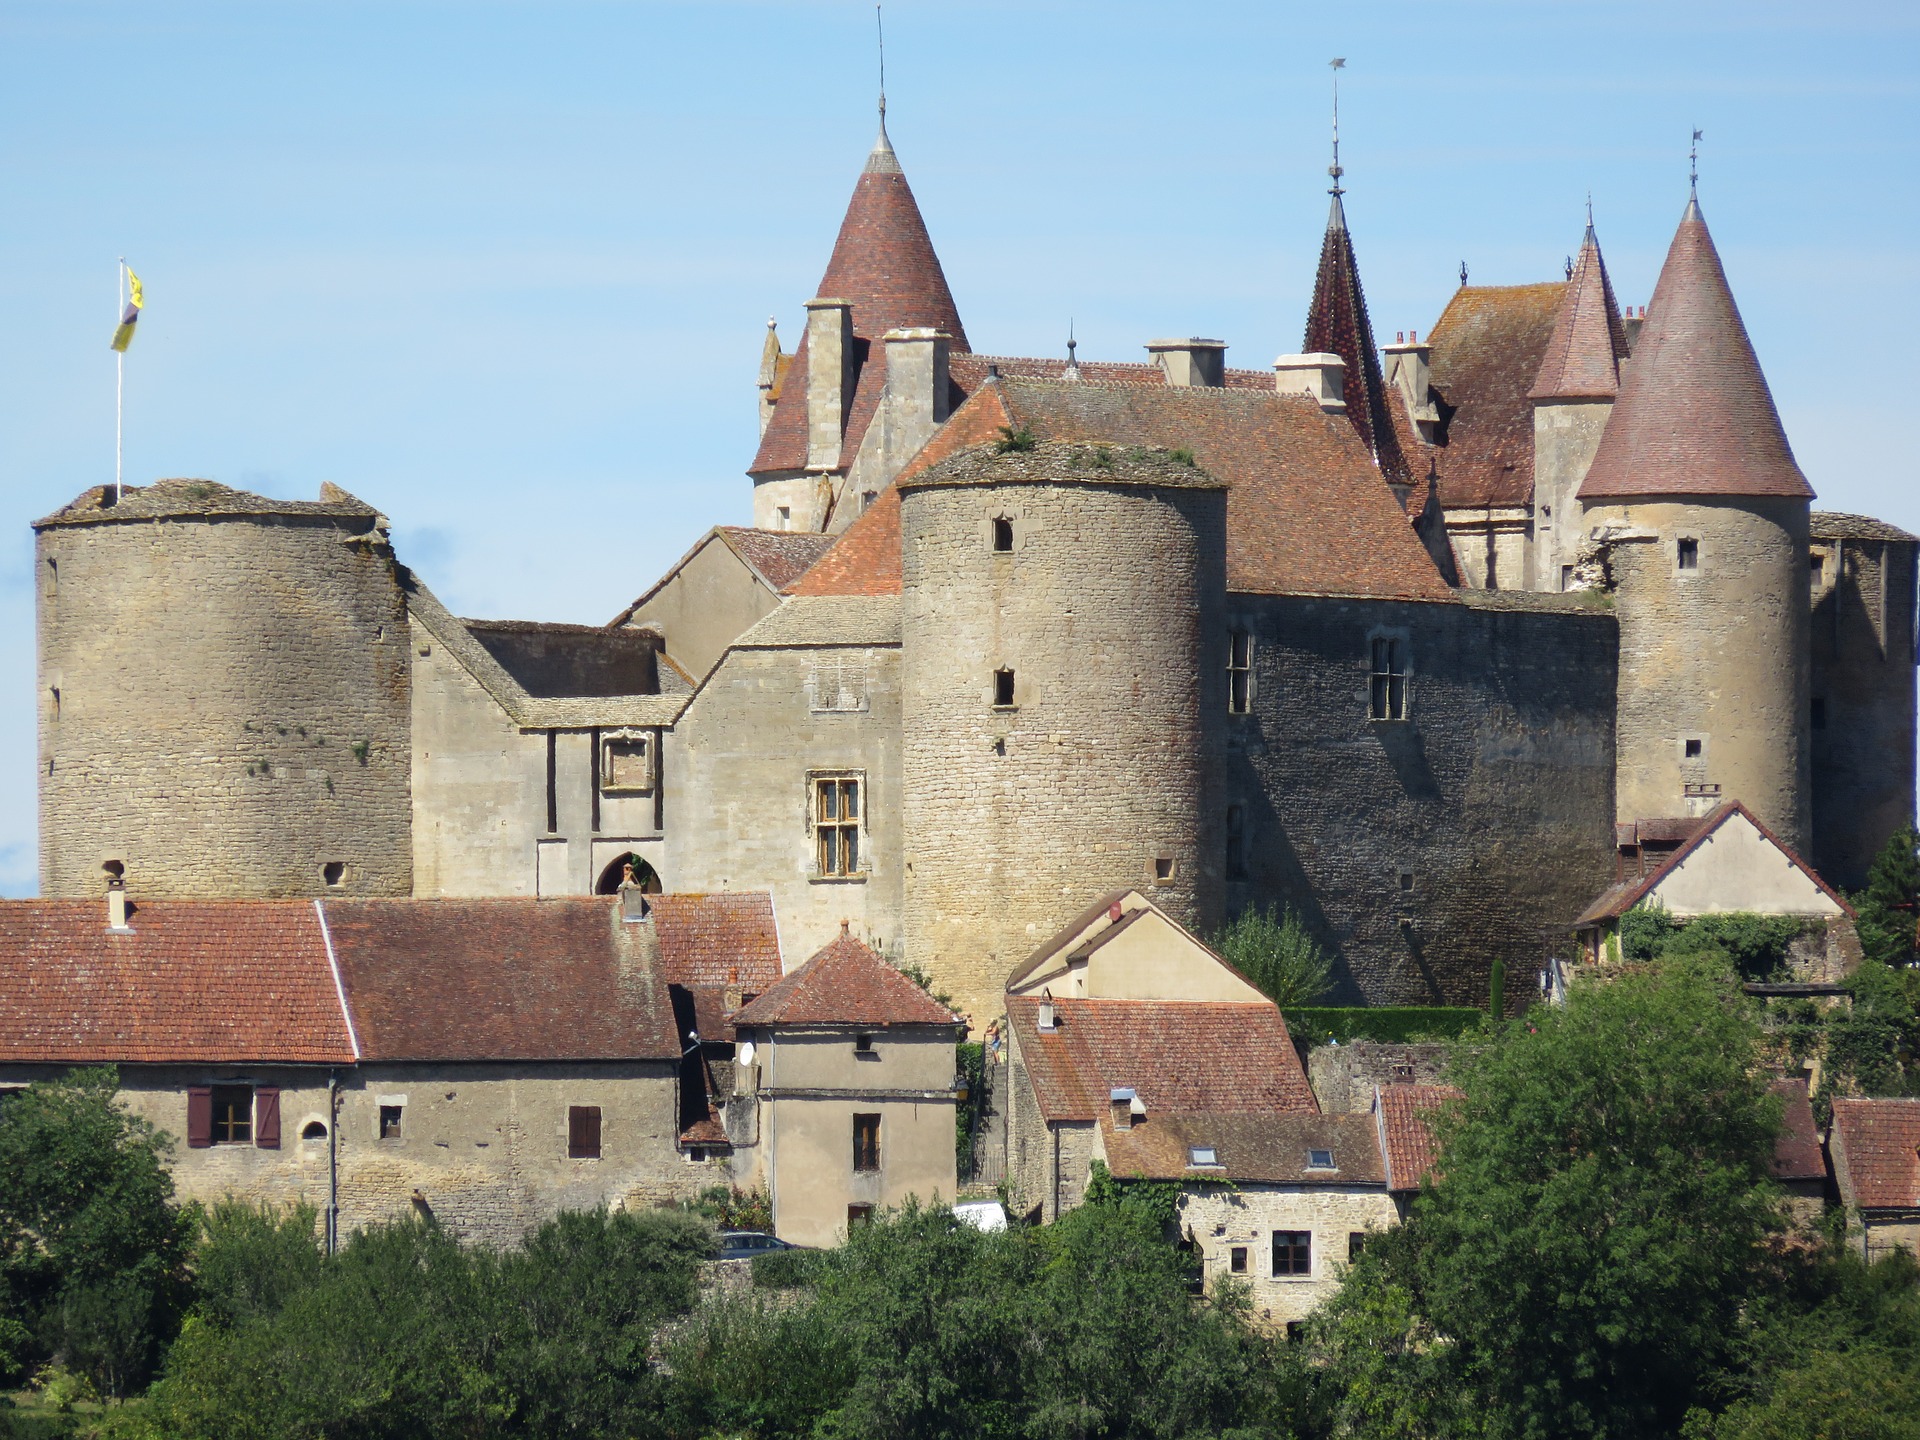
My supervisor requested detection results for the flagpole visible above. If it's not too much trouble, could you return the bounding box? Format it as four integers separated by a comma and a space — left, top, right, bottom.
115, 258, 124, 502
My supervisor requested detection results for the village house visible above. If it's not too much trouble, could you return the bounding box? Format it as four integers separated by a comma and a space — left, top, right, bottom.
1829, 1097, 1920, 1261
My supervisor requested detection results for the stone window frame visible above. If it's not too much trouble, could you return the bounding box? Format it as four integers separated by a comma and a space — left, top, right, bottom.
1674, 534, 1702, 576
806, 770, 868, 883
600, 730, 656, 794
1366, 627, 1412, 723
1272, 1229, 1313, 1279
1679, 732, 1709, 764
991, 667, 1018, 710
985, 506, 1024, 553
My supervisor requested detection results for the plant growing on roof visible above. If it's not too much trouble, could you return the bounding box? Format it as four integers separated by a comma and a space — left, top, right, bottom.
993, 424, 1036, 454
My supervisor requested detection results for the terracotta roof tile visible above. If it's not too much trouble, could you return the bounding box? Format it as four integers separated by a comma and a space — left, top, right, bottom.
1832, 1097, 1920, 1210
0, 900, 353, 1064
1578, 199, 1813, 502
1304, 194, 1408, 483
324, 899, 678, 1062
1771, 1077, 1826, 1184
733, 928, 957, 1028
1006, 996, 1318, 1123
1529, 227, 1630, 401
1427, 282, 1565, 509
718, 528, 838, 591
1375, 1083, 1463, 1192
649, 893, 783, 989
1103, 1110, 1383, 1184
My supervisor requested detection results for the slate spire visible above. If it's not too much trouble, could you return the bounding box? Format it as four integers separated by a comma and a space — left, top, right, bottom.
1578, 196, 1812, 500
1529, 219, 1631, 401
1303, 186, 1407, 483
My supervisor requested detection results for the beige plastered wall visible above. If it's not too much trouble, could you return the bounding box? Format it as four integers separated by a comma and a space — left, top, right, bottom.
1178, 1183, 1400, 1330
1646, 813, 1842, 917
620, 537, 780, 682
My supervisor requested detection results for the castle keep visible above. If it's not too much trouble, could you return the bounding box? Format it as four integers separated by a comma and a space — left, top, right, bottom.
34, 112, 1917, 1032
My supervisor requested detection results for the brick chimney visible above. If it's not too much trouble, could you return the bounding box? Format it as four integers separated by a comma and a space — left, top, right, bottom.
1145, 338, 1227, 388
1273, 353, 1348, 413
805, 298, 856, 470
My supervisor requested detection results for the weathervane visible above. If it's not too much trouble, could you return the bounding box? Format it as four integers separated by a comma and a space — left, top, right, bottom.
1690, 128, 1703, 193
876, 5, 887, 122
1328, 58, 1346, 196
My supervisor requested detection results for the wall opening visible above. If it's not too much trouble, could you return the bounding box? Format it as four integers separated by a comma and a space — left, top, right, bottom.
379, 1105, 404, 1140
596, 854, 662, 895
1677, 537, 1699, 571
301, 1120, 328, 1141
1684, 738, 1703, 759
993, 668, 1016, 707
322, 861, 347, 888
992, 517, 1014, 552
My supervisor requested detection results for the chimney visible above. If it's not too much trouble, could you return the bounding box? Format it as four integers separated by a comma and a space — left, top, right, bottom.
881, 327, 952, 458
1110, 1087, 1137, 1130
106, 881, 132, 934
1145, 338, 1227, 388
1038, 989, 1058, 1032
756, 318, 783, 437
1273, 353, 1348, 413
1382, 335, 1438, 442
805, 297, 856, 470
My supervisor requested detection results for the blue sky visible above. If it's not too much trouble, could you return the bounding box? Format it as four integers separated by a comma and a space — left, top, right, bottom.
2, 1, 1916, 894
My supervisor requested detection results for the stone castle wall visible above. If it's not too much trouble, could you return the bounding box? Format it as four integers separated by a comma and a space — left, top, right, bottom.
1587, 496, 1809, 848
900, 467, 1226, 1026
36, 508, 412, 898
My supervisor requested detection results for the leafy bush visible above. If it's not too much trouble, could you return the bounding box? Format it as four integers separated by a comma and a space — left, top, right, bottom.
1283, 1006, 1485, 1045
1214, 904, 1334, 1007
749, 1246, 822, 1290
1852, 824, 1920, 969
1620, 905, 1810, 982
681, 1185, 772, 1233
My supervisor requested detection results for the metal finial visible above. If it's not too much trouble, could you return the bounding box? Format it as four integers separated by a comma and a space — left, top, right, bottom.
1565, 255, 1574, 280
1328, 58, 1346, 194
1690, 128, 1703, 193
1067, 317, 1076, 358
1585, 191, 1594, 229
1460, 260, 1469, 287
876, 5, 886, 122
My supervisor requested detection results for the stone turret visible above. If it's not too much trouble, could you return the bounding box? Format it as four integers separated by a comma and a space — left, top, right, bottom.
898, 442, 1226, 1026
1578, 196, 1814, 847
1530, 220, 1631, 591
35, 480, 413, 898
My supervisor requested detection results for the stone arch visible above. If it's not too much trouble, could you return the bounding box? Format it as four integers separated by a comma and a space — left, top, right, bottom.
596, 854, 662, 896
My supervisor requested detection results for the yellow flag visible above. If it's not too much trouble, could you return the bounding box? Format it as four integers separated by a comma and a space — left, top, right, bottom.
110, 267, 143, 352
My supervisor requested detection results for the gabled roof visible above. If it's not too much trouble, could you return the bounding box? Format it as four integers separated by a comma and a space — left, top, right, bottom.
1005, 995, 1317, 1122
732, 926, 957, 1028
462, 620, 661, 699
1373, 1083, 1462, 1193
1771, 1077, 1826, 1184
0, 900, 354, 1064
1530, 225, 1631, 401
1832, 1097, 1920, 1211
322, 899, 679, 1062
1304, 193, 1407, 483
749, 119, 969, 479
1104, 1110, 1383, 1185
720, 527, 839, 591
1427, 282, 1566, 509
1579, 197, 1813, 502
1574, 799, 1850, 927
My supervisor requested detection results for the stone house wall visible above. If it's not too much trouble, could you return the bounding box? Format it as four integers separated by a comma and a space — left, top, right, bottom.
1307, 1043, 1456, 1115
1177, 1183, 1400, 1330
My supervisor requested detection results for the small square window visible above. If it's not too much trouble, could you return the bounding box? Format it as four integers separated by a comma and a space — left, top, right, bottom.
1229, 1246, 1248, 1274
848, 1203, 875, 1227
568, 1104, 601, 1159
1398, 870, 1415, 892
1285, 1321, 1306, 1343
1153, 856, 1177, 884
854, 1033, 875, 1055
1684, 738, 1703, 758
684, 1146, 709, 1163
1677, 537, 1699, 571
379, 1104, 404, 1141
1307, 1148, 1335, 1169
993, 668, 1016, 707
322, 861, 347, 888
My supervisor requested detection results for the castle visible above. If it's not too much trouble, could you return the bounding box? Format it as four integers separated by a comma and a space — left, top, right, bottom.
34, 110, 1917, 1030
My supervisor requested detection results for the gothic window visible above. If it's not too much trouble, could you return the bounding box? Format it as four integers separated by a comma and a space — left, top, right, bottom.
1227, 630, 1253, 713
811, 775, 862, 878
1369, 638, 1408, 721
992, 517, 1014, 551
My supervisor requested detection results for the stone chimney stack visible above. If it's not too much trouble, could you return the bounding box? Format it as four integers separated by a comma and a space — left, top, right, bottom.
756, 319, 784, 437
805, 298, 856, 471
1273, 353, 1348, 413
1146, 338, 1227, 388
881, 327, 952, 454
1382, 334, 1438, 442
106, 881, 131, 933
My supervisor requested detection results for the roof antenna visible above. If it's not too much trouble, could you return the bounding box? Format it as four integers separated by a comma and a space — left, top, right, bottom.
1690, 128, 1703, 194
1328, 58, 1346, 197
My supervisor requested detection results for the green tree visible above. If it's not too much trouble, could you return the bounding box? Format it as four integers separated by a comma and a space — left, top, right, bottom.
1854, 825, 1920, 969
0, 1068, 195, 1397
189, 1201, 323, 1331
1214, 905, 1334, 1008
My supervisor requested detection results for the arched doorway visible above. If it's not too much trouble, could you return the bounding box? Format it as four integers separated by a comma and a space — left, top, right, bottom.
596, 854, 662, 896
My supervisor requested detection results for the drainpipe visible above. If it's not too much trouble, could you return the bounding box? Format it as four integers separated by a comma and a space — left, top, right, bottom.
327, 1069, 340, 1254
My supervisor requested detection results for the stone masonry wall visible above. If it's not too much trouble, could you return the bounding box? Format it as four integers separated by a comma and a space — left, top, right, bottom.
1306, 1042, 1456, 1115
37, 514, 411, 897
902, 475, 1226, 1026
1177, 1184, 1400, 1331
1224, 591, 1618, 1007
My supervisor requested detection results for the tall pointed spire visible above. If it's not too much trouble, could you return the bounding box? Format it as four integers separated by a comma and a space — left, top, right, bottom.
1578, 197, 1811, 501
1302, 60, 1406, 483
1529, 217, 1630, 401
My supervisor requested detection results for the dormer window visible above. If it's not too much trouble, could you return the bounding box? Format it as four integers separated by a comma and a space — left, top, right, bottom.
1307, 1148, 1335, 1170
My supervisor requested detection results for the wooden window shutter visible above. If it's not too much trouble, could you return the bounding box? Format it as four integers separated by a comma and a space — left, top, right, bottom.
187, 1087, 213, 1148
568, 1105, 601, 1159
254, 1087, 281, 1149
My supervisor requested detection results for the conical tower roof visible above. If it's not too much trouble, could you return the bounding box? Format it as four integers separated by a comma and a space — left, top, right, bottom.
1529, 223, 1630, 401
1578, 198, 1811, 501
1304, 192, 1408, 484
749, 114, 969, 479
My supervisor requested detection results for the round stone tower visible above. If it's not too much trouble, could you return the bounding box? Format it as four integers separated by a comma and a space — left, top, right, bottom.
1578, 196, 1813, 848
899, 440, 1227, 1024
35, 479, 413, 898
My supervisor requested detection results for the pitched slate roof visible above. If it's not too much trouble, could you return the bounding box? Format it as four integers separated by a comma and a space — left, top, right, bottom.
730, 594, 900, 649
1304, 193, 1408, 483
1005, 996, 1317, 1122
0, 900, 354, 1064
732, 927, 957, 1028
1579, 198, 1813, 502
1427, 282, 1566, 509
649, 893, 783, 989
1771, 1077, 1826, 1184
749, 120, 969, 480
322, 899, 678, 1062
1374, 1083, 1463, 1193
1104, 1110, 1384, 1185
1530, 226, 1630, 401
1832, 1097, 1920, 1210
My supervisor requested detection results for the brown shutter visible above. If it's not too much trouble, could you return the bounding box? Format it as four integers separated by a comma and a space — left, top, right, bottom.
568, 1105, 601, 1159
254, 1087, 281, 1149
187, 1087, 213, 1148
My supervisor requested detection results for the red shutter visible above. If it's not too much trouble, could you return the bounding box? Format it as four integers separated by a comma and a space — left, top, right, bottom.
187, 1087, 213, 1148
254, 1087, 280, 1149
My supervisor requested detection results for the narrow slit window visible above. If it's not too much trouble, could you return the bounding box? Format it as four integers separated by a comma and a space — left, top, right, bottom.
992, 517, 1014, 551
993, 668, 1016, 707
1227, 630, 1253, 713
815, 777, 861, 877
852, 1113, 881, 1172
1677, 537, 1699, 571
1369, 638, 1408, 721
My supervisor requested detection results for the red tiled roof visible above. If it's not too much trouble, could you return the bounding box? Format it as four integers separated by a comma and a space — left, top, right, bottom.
1375, 1083, 1463, 1192
947, 354, 1276, 394
679, 1114, 729, 1147
1579, 198, 1814, 502
323, 899, 679, 1062
0, 900, 353, 1064
1304, 194, 1408, 483
649, 892, 783, 990
749, 124, 970, 479
1832, 1097, 1920, 1210
1103, 1110, 1383, 1185
732, 927, 957, 1028
1771, 1077, 1826, 1184
718, 528, 838, 592
1006, 996, 1318, 1123
1427, 282, 1565, 509
1529, 226, 1630, 401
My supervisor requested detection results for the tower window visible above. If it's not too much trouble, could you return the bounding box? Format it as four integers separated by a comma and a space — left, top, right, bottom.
992, 517, 1014, 551
1227, 630, 1253, 713
1225, 805, 1248, 881
812, 775, 862, 877
1684, 738, 1702, 759
1153, 856, 1177, 884
1369, 638, 1408, 721
993, 668, 1016, 707
322, 861, 347, 888
48, 688, 59, 722
777, 505, 791, 530
1677, 537, 1699, 571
